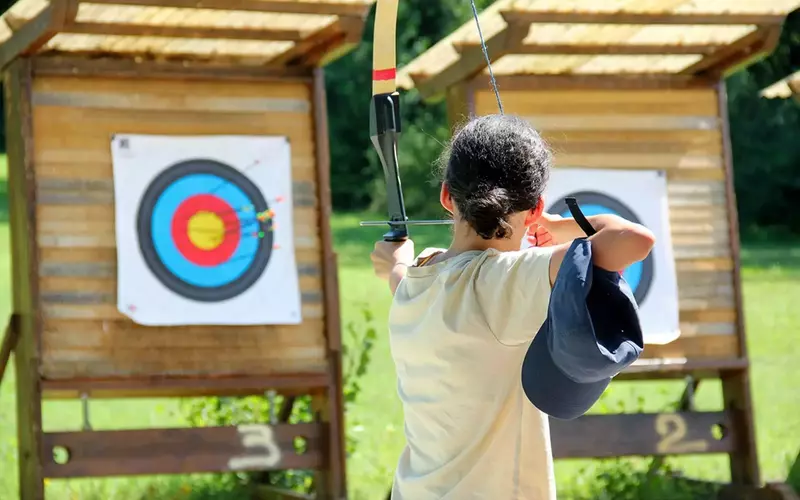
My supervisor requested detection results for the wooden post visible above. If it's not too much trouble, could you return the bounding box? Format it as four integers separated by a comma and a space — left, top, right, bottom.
312, 66, 346, 500
718, 79, 761, 487
4, 57, 45, 500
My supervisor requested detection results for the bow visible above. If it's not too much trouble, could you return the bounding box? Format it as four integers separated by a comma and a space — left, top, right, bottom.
360, 0, 452, 241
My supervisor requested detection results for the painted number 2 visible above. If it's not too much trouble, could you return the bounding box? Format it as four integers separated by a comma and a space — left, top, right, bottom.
655, 414, 709, 454
227, 424, 283, 471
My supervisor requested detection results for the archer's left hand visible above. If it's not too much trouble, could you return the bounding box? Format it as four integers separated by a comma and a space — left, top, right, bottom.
371, 239, 415, 280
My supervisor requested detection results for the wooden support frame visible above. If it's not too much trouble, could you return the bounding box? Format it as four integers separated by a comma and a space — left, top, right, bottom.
0, 53, 350, 500
82, 0, 371, 17
718, 79, 761, 487
453, 41, 727, 56
5, 56, 45, 500
549, 412, 737, 459
42, 424, 325, 478
0, 0, 79, 69
498, 10, 786, 26
62, 21, 307, 41
412, 21, 529, 101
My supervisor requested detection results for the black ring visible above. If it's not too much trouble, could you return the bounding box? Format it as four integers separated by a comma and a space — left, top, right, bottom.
548, 191, 654, 305
136, 159, 274, 302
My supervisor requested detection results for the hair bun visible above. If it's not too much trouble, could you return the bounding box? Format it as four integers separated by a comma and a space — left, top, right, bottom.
461, 187, 514, 239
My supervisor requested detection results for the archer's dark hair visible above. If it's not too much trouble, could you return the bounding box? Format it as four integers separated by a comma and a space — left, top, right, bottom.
439, 114, 552, 240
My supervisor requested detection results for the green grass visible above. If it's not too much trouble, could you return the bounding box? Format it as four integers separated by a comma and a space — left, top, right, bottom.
0, 210, 798, 499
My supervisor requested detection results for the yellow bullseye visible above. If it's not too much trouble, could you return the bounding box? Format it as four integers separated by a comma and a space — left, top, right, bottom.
187, 211, 225, 250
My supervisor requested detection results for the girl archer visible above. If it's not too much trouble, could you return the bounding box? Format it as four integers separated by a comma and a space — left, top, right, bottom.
370, 114, 654, 499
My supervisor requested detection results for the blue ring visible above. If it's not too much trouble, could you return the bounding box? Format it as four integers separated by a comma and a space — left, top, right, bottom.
151, 173, 258, 288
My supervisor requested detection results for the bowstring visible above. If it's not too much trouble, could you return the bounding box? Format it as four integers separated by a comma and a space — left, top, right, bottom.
469, 0, 504, 115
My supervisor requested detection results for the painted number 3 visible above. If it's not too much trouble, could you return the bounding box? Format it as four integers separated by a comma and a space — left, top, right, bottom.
655, 414, 709, 454
227, 424, 283, 471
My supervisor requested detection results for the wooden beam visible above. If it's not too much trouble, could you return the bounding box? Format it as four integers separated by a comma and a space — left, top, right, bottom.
717, 79, 761, 488
454, 41, 723, 56
550, 412, 737, 459
414, 22, 529, 100
40, 372, 330, 399
5, 57, 45, 500
311, 66, 347, 499
63, 21, 306, 41
468, 73, 715, 92
0, 0, 79, 69
499, 10, 786, 26
83, 0, 371, 17
616, 357, 748, 381
33, 56, 313, 82
42, 424, 323, 477
681, 28, 771, 76
269, 16, 362, 67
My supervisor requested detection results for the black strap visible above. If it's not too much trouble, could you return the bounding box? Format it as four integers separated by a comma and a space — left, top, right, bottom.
565, 197, 597, 237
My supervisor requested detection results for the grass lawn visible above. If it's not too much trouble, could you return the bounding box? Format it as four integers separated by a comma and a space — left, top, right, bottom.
0, 210, 798, 499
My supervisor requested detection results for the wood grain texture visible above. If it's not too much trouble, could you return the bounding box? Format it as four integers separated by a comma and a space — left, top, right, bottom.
474, 87, 740, 360
5, 57, 46, 499
31, 75, 328, 382
550, 412, 736, 459
42, 423, 324, 478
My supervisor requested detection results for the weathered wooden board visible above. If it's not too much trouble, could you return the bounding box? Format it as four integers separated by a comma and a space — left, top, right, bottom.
550, 411, 736, 459
42, 423, 323, 478
473, 87, 740, 360
31, 75, 328, 381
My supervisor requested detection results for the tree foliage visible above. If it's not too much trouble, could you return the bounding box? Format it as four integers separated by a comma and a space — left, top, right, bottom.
324, 2, 800, 239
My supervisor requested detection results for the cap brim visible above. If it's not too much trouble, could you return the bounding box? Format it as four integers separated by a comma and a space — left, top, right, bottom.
521, 326, 610, 421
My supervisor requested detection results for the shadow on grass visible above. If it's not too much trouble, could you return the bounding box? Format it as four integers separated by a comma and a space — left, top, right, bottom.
741, 244, 800, 272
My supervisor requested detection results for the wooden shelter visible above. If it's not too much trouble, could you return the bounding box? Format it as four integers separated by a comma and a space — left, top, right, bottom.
398, 0, 800, 494
0, 1, 373, 499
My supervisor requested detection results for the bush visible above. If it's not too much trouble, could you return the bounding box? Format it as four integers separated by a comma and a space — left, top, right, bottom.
180, 305, 378, 496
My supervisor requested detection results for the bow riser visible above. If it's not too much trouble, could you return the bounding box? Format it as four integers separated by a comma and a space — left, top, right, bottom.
370, 92, 408, 242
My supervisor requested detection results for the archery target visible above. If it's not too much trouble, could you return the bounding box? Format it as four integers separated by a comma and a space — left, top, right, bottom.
112, 134, 301, 326
522, 168, 680, 345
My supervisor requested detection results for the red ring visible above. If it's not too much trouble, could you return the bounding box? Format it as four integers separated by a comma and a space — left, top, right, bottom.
171, 194, 241, 266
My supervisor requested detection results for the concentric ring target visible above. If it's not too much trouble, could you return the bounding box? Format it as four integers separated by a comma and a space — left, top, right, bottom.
548, 191, 654, 304
137, 159, 273, 302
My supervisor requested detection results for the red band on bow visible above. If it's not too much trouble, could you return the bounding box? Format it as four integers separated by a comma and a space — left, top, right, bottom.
373, 68, 396, 81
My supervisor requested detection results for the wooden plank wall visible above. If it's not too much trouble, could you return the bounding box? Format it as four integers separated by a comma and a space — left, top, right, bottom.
473, 87, 739, 360
30, 75, 329, 380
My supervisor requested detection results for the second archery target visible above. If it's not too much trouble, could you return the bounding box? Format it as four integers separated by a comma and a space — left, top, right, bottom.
523, 168, 680, 345
112, 134, 301, 326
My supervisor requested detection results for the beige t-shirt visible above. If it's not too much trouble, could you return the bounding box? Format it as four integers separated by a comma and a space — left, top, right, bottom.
388, 246, 557, 500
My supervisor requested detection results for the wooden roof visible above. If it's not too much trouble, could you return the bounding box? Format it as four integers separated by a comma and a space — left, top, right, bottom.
398, 0, 800, 99
761, 70, 800, 98
0, 0, 374, 70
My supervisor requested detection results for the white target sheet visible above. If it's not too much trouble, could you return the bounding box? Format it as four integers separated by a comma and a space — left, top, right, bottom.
523, 168, 680, 345
111, 134, 302, 326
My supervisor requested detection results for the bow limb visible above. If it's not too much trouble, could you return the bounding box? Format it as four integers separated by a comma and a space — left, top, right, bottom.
370, 0, 408, 242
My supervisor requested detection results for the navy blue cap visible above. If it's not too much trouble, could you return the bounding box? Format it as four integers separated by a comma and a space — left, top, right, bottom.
521, 238, 644, 420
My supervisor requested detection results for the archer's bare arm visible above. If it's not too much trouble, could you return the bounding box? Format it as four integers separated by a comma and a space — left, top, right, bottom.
543, 214, 655, 286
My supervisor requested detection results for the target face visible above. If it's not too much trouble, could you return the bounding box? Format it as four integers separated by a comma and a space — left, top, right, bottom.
548, 191, 655, 305
137, 159, 274, 302
112, 133, 301, 327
